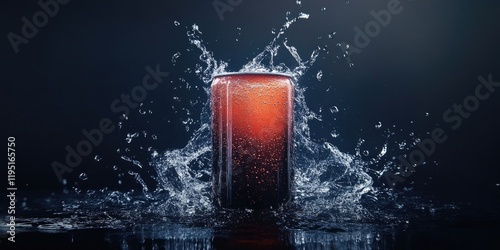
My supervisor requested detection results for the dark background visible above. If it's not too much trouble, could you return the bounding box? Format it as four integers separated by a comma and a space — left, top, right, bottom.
2, 0, 500, 209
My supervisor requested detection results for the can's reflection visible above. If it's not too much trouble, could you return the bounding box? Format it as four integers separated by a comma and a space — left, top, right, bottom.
212, 210, 289, 249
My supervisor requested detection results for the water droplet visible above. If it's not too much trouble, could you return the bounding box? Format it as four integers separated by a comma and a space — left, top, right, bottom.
316, 70, 323, 81
330, 106, 339, 113
113, 165, 118, 171
125, 132, 139, 143
375, 122, 382, 129
173, 21, 180, 26
425, 112, 429, 117
121, 156, 143, 168
321, 7, 327, 11
298, 12, 309, 19
94, 155, 101, 161
79, 173, 88, 181
331, 131, 340, 138
328, 32, 336, 39
172, 52, 181, 66
363, 150, 369, 156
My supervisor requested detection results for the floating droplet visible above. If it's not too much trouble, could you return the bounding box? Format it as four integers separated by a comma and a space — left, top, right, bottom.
316, 70, 323, 81
171, 52, 181, 65
79, 173, 88, 181
298, 12, 309, 19
331, 131, 340, 138
330, 106, 339, 113
173, 21, 180, 26
125, 132, 139, 143
375, 122, 382, 129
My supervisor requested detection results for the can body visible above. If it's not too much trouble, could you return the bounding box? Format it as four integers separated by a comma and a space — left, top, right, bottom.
211, 73, 294, 209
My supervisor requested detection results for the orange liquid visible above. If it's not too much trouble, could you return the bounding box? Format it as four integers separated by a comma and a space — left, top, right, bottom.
211, 73, 294, 208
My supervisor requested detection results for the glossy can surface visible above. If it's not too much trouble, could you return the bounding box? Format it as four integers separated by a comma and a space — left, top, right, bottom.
211, 72, 294, 209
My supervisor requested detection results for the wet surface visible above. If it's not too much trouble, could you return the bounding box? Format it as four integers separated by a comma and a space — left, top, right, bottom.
3, 217, 500, 249
1, 192, 499, 249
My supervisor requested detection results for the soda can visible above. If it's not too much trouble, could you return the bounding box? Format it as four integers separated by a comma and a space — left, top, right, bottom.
211, 72, 294, 209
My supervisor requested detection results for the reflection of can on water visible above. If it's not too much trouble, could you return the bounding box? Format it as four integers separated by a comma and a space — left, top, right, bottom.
211, 72, 294, 209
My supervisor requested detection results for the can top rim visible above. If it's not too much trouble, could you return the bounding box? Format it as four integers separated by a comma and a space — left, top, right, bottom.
213, 72, 293, 78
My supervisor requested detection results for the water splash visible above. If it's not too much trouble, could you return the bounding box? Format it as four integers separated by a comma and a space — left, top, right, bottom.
239, 12, 320, 81
53, 12, 418, 226
145, 12, 385, 221
186, 24, 228, 84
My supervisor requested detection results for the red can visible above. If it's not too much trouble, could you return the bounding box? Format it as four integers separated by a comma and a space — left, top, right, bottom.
211, 72, 294, 209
